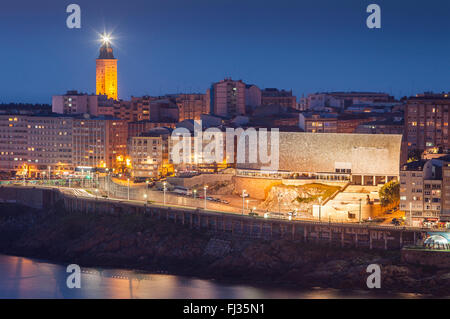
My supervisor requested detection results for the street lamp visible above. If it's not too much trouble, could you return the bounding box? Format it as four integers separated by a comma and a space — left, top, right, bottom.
163, 182, 167, 205
359, 198, 362, 223
95, 188, 98, 200
242, 189, 247, 215
193, 189, 197, 198
203, 185, 208, 210
145, 180, 149, 202
318, 197, 322, 222
127, 178, 130, 201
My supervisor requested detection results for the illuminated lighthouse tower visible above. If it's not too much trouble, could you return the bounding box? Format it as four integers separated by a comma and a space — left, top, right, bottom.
96, 34, 118, 100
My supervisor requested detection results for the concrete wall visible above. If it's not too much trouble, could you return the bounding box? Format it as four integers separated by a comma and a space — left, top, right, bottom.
0, 186, 57, 209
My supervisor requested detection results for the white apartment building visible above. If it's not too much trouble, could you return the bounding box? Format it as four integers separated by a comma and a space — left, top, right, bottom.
400, 159, 444, 227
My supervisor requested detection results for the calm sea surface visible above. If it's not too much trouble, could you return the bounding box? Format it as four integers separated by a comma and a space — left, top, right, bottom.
0, 254, 427, 299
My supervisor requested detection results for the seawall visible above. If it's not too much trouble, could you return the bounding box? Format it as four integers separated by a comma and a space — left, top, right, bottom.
0, 185, 430, 251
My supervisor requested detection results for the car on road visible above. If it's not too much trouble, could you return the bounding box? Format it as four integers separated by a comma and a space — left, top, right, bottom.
248, 211, 259, 217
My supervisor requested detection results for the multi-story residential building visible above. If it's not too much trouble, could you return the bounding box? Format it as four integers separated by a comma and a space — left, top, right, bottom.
128, 120, 177, 138
128, 128, 171, 178
0, 113, 127, 176
400, 158, 447, 227
299, 112, 374, 133
441, 163, 450, 223
355, 118, 405, 135
176, 94, 208, 121
149, 98, 179, 122
245, 85, 261, 108
52, 91, 116, 117
404, 93, 450, 153
72, 115, 127, 169
299, 113, 338, 133
27, 115, 73, 175
52, 91, 99, 115
304, 92, 395, 110
207, 78, 246, 117
0, 115, 30, 174
261, 88, 296, 109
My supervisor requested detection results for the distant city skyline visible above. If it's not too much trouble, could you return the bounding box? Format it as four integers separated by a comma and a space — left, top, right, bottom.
0, 0, 449, 103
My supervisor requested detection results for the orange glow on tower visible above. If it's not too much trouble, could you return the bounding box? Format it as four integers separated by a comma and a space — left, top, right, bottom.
96, 37, 118, 100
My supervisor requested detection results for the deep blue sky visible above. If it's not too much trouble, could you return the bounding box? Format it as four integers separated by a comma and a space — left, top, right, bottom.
0, 0, 449, 103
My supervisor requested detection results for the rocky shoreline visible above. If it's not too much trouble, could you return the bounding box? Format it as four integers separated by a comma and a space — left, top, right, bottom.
0, 202, 448, 297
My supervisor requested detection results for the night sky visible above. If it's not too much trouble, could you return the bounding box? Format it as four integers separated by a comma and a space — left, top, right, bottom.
0, 0, 449, 103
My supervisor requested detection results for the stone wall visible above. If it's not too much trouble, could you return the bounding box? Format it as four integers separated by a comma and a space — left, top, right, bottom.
401, 248, 450, 269
167, 174, 233, 188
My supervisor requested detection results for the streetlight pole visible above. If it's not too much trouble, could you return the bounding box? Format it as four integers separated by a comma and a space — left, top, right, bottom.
145, 180, 149, 203
242, 189, 247, 215
359, 198, 362, 223
127, 178, 130, 201
163, 182, 167, 205
106, 169, 110, 198
204, 185, 208, 210
318, 197, 322, 222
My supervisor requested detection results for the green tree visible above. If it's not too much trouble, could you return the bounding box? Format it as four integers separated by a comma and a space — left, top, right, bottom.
379, 181, 400, 208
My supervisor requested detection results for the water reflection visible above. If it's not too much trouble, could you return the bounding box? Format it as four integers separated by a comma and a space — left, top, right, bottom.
0, 254, 427, 299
